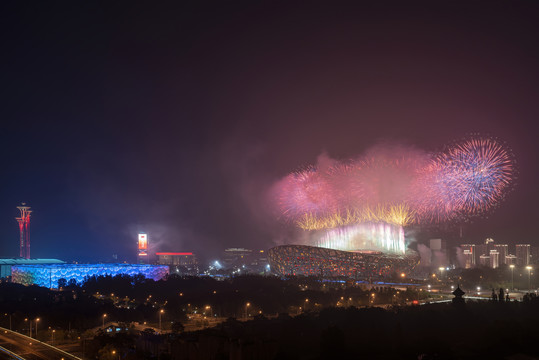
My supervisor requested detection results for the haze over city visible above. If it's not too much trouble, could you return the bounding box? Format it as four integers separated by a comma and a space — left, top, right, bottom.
1, 1, 539, 264
4, 2, 539, 360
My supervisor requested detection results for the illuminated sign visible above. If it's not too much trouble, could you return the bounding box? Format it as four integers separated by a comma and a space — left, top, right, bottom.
138, 233, 147, 250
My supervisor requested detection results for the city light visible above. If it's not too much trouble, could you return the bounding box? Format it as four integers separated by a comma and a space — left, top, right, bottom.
527, 266, 533, 292
510, 264, 515, 290
159, 309, 164, 330
244, 302, 251, 319
0, 4, 534, 360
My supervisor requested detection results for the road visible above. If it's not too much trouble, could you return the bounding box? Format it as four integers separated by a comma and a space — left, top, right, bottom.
0, 327, 81, 360
0, 345, 24, 360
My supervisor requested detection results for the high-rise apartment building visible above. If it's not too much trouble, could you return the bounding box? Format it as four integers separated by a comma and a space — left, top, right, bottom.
531, 246, 539, 264
479, 255, 490, 267
429, 239, 448, 268
494, 244, 509, 265
485, 238, 495, 252
505, 254, 517, 265
516, 244, 531, 266
476, 244, 488, 259
461, 244, 476, 268
489, 250, 500, 269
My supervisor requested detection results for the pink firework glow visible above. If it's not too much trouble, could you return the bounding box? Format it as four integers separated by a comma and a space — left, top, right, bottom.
273, 136, 516, 230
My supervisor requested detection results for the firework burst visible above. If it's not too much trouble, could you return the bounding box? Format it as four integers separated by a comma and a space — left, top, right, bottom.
274, 136, 515, 230
438, 137, 514, 214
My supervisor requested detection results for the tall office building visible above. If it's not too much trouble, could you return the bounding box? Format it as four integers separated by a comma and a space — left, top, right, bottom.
516, 244, 531, 266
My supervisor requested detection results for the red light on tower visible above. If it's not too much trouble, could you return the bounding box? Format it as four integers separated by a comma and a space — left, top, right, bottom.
16, 203, 32, 259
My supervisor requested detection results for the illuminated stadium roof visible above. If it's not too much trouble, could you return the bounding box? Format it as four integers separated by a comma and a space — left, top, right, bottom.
268, 245, 419, 279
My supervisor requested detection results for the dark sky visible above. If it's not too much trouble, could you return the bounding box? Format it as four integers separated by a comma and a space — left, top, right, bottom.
1, 1, 539, 263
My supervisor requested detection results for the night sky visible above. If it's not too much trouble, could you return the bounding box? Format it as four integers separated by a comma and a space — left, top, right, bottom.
1, 1, 539, 263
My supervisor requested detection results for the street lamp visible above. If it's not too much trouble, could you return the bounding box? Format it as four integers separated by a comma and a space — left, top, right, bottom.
24, 318, 30, 337
438, 267, 445, 280
159, 309, 164, 331
245, 302, 250, 319
526, 266, 533, 292
205, 305, 212, 318
304, 299, 309, 312
34, 318, 40, 339
102, 314, 107, 328
51, 329, 55, 345
510, 264, 515, 290
3, 314, 11, 330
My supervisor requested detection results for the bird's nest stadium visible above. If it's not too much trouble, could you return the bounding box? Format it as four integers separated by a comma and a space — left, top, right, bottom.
268, 244, 419, 280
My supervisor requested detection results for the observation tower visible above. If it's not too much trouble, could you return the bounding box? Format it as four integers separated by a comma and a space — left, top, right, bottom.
138, 233, 148, 264
16, 203, 32, 259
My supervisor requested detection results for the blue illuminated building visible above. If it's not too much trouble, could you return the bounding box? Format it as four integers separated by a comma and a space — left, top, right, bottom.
11, 263, 169, 289
0, 258, 65, 278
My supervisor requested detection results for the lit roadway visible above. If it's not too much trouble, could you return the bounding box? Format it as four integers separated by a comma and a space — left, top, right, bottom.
0, 346, 21, 360
0, 327, 80, 360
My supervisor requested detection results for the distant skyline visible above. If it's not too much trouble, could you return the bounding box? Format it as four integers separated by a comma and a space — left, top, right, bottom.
1, 1, 539, 263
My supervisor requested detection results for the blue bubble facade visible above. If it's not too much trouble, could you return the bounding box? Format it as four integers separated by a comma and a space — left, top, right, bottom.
11, 263, 169, 289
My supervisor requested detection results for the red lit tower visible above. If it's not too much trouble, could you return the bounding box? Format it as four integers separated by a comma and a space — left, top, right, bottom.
138, 233, 148, 264
16, 203, 32, 259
